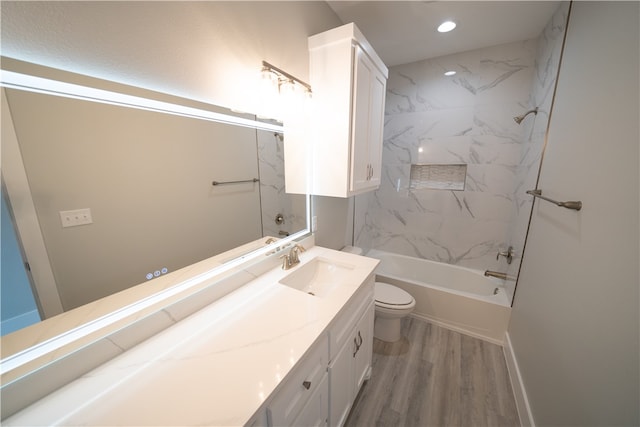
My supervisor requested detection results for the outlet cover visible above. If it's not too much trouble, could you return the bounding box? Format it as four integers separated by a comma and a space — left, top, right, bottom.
60, 208, 93, 228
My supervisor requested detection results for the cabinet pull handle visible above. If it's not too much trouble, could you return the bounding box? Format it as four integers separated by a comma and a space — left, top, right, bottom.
302, 380, 311, 390
357, 331, 363, 347
353, 337, 359, 357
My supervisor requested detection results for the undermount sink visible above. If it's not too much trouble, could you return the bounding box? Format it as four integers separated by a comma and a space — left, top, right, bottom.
279, 257, 355, 297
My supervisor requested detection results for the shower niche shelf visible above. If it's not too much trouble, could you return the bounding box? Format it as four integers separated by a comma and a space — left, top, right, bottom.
409, 163, 467, 191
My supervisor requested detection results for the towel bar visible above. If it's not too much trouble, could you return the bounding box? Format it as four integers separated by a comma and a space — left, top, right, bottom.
212, 178, 259, 186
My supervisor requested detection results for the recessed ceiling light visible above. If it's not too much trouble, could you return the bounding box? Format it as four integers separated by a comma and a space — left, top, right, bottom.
444, 71, 457, 76
438, 21, 457, 33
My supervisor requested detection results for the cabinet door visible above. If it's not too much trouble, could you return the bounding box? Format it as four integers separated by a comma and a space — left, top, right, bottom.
293, 374, 329, 427
353, 302, 374, 390
328, 336, 356, 427
268, 335, 328, 426
350, 45, 374, 193
366, 69, 386, 190
350, 46, 386, 194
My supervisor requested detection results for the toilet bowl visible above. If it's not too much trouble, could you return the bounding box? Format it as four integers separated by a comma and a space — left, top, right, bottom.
374, 281, 415, 342
341, 246, 416, 342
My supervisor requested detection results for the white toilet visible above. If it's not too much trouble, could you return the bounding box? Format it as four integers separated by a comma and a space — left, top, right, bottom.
342, 246, 416, 342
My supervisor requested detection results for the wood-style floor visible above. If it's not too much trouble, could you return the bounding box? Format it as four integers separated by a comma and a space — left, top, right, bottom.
345, 317, 520, 427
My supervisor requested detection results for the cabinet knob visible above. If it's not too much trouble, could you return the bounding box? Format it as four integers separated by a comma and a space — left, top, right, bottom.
302, 380, 311, 390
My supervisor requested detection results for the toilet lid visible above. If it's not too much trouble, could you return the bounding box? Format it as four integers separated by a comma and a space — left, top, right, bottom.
375, 282, 414, 306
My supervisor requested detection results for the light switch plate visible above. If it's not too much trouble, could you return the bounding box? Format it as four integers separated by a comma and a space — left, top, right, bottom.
60, 208, 93, 228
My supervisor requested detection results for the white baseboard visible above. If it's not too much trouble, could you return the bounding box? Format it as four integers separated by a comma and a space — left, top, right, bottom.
503, 332, 535, 427
409, 312, 505, 346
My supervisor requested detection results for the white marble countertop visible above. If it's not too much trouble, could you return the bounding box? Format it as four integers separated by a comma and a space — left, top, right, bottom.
5, 245, 378, 426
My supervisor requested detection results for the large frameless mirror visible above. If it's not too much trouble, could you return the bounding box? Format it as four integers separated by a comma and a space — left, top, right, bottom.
0, 61, 310, 368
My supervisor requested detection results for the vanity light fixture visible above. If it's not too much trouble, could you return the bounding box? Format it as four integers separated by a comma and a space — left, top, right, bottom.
444, 70, 457, 76
261, 61, 312, 98
0, 70, 284, 132
437, 20, 457, 33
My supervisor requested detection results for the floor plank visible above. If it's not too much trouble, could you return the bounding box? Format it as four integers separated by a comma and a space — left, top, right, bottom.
345, 317, 520, 427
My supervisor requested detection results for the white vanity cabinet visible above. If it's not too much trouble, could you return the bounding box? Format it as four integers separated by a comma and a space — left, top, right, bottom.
328, 277, 375, 427
265, 274, 375, 427
267, 335, 329, 426
286, 23, 388, 197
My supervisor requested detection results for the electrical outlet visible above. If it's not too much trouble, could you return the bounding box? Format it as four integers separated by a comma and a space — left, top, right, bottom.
312, 215, 318, 232
60, 208, 93, 228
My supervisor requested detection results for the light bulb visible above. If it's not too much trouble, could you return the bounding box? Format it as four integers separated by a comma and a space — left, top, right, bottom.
437, 21, 456, 33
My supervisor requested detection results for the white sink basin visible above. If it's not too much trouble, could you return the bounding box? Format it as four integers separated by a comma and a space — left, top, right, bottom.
279, 257, 355, 297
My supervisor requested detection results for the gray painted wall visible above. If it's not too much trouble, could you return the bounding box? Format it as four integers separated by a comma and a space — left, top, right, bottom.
0, 2, 342, 118
508, 2, 639, 425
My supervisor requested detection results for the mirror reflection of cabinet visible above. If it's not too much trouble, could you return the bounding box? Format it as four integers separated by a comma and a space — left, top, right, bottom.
286, 23, 388, 198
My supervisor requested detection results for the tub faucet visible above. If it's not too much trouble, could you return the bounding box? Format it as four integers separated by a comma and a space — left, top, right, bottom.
484, 270, 509, 280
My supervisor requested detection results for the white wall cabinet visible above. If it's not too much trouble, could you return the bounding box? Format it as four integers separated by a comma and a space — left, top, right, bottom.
285, 23, 388, 197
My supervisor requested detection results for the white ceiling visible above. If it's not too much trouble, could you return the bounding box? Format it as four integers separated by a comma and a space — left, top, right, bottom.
326, 1, 561, 67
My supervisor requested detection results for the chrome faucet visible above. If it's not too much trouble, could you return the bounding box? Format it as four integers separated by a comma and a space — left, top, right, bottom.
289, 244, 306, 264
280, 244, 306, 270
484, 270, 509, 280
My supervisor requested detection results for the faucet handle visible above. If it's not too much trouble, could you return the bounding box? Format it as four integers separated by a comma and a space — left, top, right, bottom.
497, 246, 514, 264
289, 244, 306, 264
280, 254, 291, 270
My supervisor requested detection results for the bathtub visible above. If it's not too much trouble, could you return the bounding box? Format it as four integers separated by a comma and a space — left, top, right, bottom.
366, 249, 511, 344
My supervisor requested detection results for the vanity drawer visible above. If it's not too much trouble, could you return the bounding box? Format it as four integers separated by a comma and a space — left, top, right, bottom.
328, 274, 374, 361
267, 334, 328, 426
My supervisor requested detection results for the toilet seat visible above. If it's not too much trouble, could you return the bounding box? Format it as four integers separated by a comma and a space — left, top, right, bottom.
375, 282, 415, 310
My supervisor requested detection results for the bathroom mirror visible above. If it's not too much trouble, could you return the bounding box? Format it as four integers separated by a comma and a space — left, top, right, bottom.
1, 62, 309, 349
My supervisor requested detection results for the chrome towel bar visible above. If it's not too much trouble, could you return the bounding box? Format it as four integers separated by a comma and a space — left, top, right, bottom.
212, 178, 259, 186
526, 189, 582, 211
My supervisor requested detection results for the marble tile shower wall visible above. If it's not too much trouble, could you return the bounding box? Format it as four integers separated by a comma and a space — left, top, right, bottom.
355, 40, 539, 272
355, 3, 569, 305
257, 130, 306, 239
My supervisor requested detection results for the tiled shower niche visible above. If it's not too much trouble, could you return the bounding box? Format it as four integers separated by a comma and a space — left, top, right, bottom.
409, 164, 467, 191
